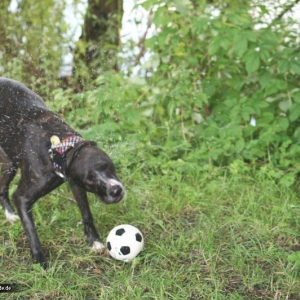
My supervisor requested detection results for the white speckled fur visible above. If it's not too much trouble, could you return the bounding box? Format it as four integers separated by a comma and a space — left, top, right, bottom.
5, 209, 20, 223
92, 241, 105, 251
108, 179, 122, 186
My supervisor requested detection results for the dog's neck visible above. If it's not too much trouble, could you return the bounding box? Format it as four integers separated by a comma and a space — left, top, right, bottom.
49, 135, 84, 179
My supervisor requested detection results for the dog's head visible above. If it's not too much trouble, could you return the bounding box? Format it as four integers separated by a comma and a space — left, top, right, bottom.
67, 141, 125, 204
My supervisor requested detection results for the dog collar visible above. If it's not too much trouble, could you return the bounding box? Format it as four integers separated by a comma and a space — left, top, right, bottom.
48, 135, 84, 179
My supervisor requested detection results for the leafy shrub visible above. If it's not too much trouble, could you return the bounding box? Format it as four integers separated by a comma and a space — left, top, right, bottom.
0, 0, 69, 95
56, 1, 300, 186
2, 0, 300, 185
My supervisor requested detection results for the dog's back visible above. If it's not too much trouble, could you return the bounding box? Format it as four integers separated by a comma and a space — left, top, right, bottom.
0, 77, 48, 116
0, 77, 76, 163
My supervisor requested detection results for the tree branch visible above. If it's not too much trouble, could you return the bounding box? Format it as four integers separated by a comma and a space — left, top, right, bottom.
134, 7, 154, 67
275, 0, 300, 21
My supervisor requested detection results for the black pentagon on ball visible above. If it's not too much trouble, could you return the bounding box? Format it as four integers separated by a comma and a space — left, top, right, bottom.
120, 246, 131, 255
107, 241, 112, 251
135, 233, 143, 242
115, 228, 126, 236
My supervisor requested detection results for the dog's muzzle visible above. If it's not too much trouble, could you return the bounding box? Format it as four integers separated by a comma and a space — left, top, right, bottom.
107, 179, 124, 203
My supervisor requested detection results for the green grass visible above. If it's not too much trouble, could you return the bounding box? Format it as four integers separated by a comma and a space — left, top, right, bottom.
1, 161, 300, 299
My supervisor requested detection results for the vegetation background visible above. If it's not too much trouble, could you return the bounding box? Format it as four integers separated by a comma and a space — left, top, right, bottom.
1, 0, 300, 299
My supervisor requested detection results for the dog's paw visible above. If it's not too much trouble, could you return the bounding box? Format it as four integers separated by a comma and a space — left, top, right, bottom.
5, 210, 20, 223
91, 241, 105, 252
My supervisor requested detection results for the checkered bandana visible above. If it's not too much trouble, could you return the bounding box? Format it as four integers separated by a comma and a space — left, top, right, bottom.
49, 135, 84, 179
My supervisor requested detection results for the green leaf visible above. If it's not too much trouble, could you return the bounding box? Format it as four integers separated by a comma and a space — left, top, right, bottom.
234, 34, 248, 57
278, 59, 289, 74
208, 37, 221, 55
288, 251, 300, 265
278, 117, 289, 130
259, 50, 270, 63
293, 127, 300, 138
291, 62, 300, 75
293, 91, 300, 103
289, 103, 300, 122
128, 76, 147, 86
235, 138, 245, 153
245, 53, 260, 74
279, 173, 295, 187
260, 112, 274, 125
194, 92, 208, 105
264, 79, 287, 95
173, 0, 192, 14
259, 71, 271, 89
220, 36, 231, 51
279, 100, 291, 112
226, 124, 242, 137
244, 31, 257, 42
257, 100, 270, 108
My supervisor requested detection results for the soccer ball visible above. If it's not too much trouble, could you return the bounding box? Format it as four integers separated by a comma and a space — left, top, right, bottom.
106, 224, 144, 262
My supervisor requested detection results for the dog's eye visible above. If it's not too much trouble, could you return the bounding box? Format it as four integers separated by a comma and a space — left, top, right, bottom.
98, 163, 108, 171
86, 180, 94, 186
86, 172, 96, 185
86, 177, 94, 186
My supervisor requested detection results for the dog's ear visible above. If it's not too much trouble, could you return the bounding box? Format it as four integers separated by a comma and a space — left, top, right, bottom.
71, 141, 97, 157
68, 142, 87, 162
85, 141, 97, 147
66, 141, 96, 174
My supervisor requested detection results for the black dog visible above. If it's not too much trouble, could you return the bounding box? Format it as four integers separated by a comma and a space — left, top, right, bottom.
0, 78, 124, 268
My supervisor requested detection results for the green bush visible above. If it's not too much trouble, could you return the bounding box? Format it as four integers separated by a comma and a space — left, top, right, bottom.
0, 0, 69, 95
52, 1, 300, 186
2, 0, 300, 185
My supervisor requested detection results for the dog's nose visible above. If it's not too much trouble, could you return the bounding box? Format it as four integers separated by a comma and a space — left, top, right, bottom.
109, 185, 123, 198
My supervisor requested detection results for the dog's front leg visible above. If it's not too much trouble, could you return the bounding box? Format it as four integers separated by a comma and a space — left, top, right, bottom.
69, 183, 105, 251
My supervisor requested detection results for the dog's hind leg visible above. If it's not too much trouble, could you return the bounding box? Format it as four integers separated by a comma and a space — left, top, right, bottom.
13, 171, 64, 268
0, 146, 19, 223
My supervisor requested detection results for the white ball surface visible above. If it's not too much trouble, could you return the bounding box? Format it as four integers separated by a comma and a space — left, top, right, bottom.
106, 224, 144, 262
